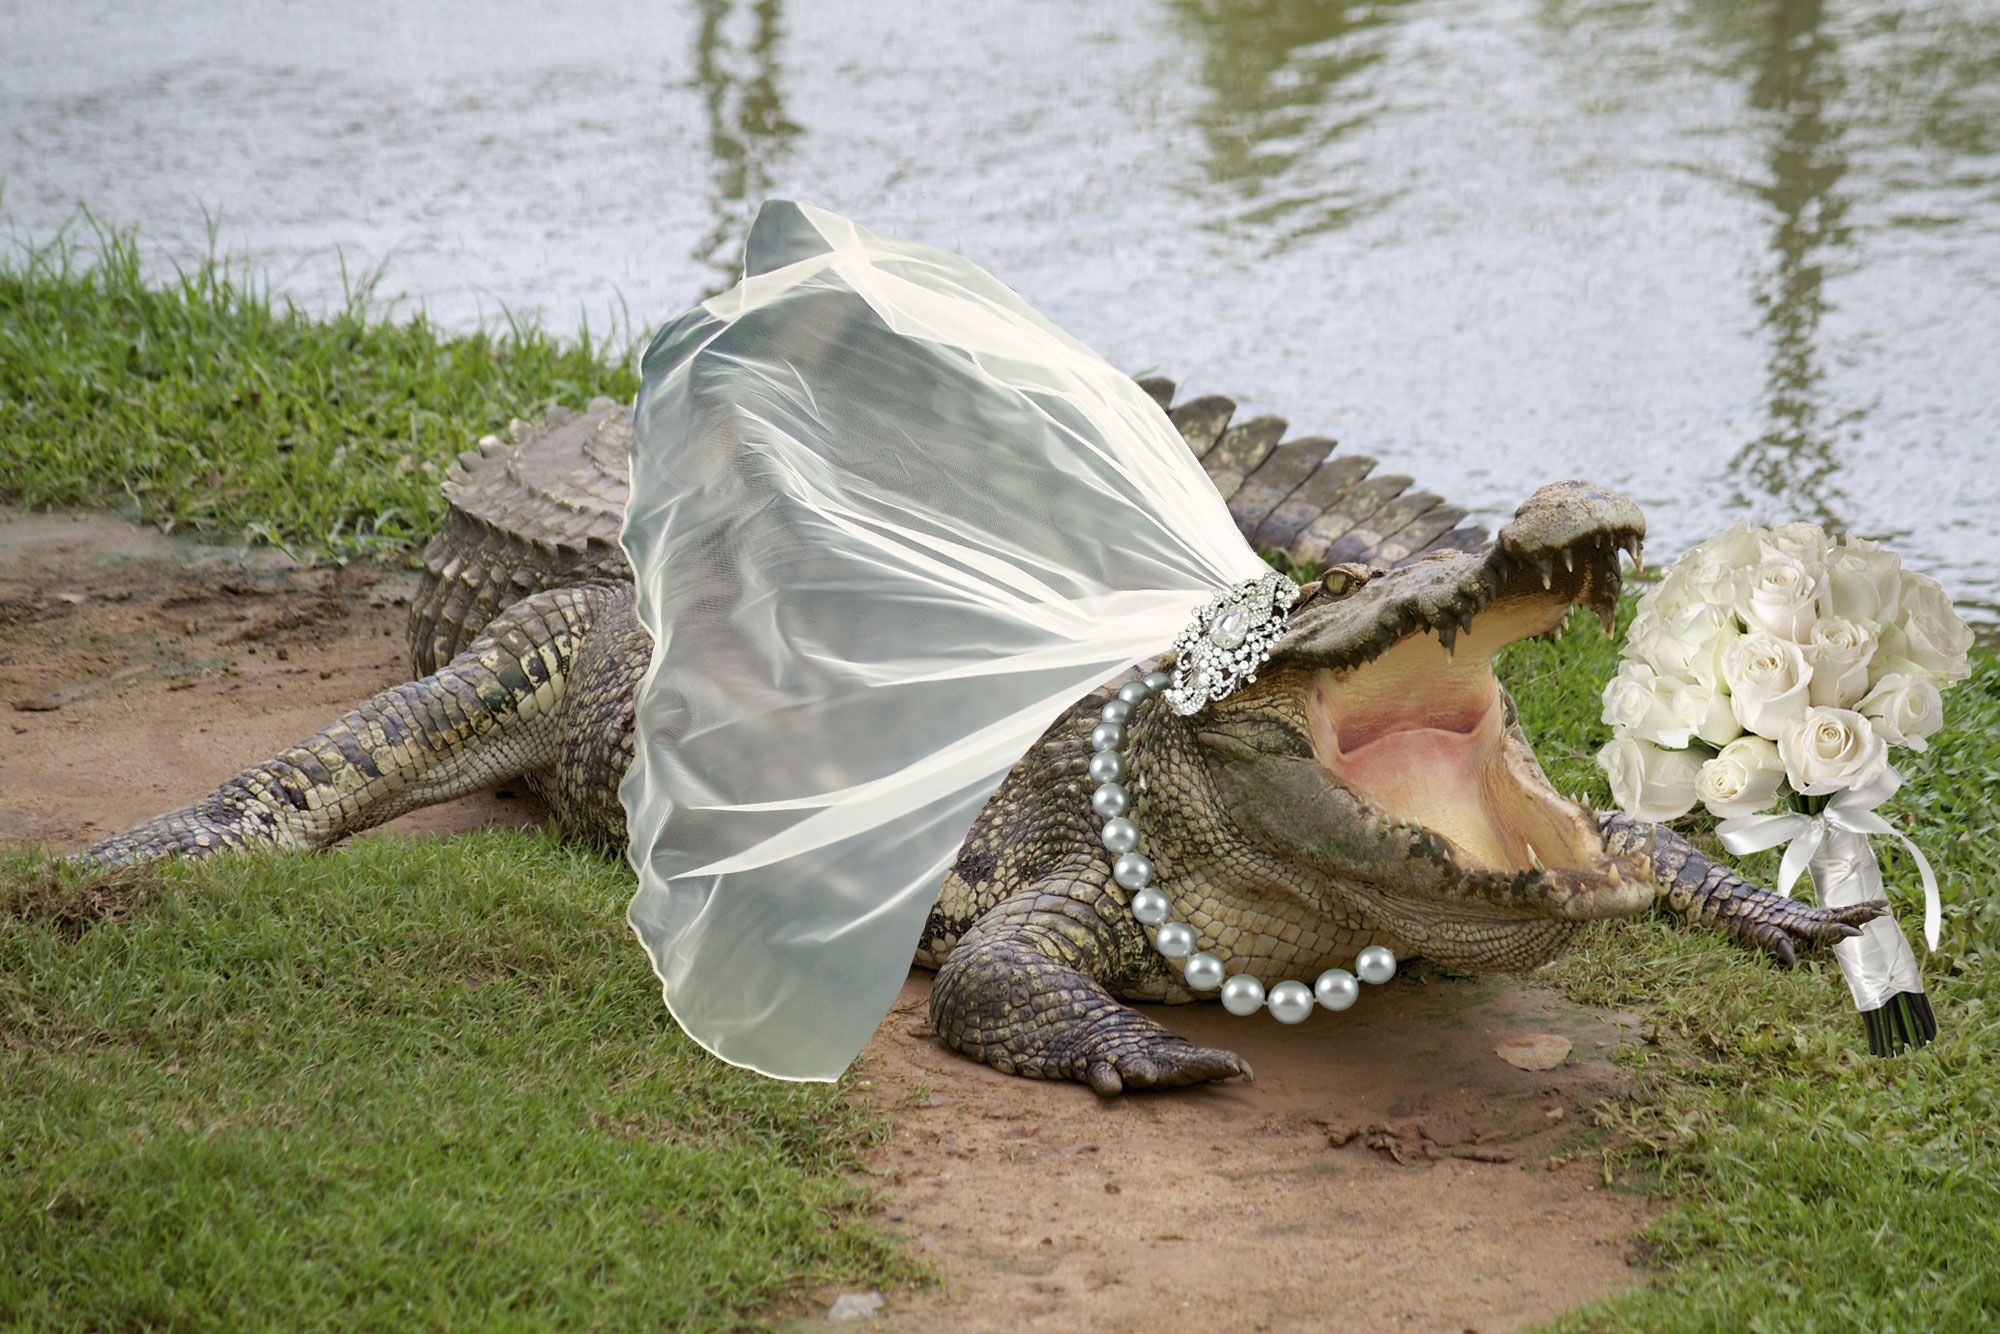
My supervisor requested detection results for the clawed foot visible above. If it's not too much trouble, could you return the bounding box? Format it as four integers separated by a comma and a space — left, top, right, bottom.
1736, 897, 1888, 968
1082, 1029, 1253, 1096
930, 927, 1256, 1097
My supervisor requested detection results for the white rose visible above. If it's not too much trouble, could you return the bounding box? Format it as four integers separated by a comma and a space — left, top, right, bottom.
1879, 573, 1973, 684
1683, 614, 1743, 692
1758, 522, 1831, 567
1777, 707, 1890, 796
1722, 631, 1812, 739
1639, 600, 1742, 676
1820, 537, 1903, 628
1601, 662, 1695, 748
1695, 736, 1787, 818
1621, 608, 1675, 674
1598, 736, 1704, 822
1805, 615, 1876, 707
1858, 673, 1945, 752
1736, 555, 1824, 643
1670, 523, 1764, 608
1635, 568, 1693, 620
1670, 678, 1743, 747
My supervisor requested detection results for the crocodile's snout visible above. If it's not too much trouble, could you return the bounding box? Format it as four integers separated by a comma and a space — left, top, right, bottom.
1202, 480, 1655, 969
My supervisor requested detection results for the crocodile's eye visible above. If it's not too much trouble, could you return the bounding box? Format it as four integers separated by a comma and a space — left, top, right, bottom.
1311, 563, 1379, 601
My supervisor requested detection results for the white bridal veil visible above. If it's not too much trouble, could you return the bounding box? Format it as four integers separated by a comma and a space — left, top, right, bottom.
620, 201, 1270, 1080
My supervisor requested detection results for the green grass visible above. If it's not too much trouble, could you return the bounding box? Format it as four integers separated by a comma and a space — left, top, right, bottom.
0, 219, 640, 561
0, 834, 909, 1328
6, 237, 2000, 1328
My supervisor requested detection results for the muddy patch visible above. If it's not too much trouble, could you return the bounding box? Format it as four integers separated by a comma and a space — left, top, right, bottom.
1, 510, 1658, 1331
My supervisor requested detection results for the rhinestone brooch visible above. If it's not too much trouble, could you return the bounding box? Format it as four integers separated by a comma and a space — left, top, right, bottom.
1162, 571, 1301, 716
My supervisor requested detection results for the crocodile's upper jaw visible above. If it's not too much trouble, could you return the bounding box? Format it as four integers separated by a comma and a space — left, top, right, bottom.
1208, 480, 1659, 952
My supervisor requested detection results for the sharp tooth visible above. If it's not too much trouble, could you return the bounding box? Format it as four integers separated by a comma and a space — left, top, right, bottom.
1597, 603, 1616, 634
1537, 558, 1554, 589
1437, 621, 1458, 658
1625, 536, 1645, 571
1562, 548, 1575, 573
1606, 864, 1623, 889
1527, 843, 1544, 872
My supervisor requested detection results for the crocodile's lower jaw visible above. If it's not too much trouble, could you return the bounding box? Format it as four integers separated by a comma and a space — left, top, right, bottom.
1308, 595, 1598, 875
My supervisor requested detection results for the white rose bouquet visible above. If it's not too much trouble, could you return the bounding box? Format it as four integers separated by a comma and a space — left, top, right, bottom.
1597, 522, 1970, 1055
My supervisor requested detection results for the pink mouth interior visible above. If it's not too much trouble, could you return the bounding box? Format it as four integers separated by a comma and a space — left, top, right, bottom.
1304, 599, 1595, 872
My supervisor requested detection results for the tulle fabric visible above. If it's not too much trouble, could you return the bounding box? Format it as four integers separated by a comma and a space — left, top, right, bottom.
620, 200, 1268, 1081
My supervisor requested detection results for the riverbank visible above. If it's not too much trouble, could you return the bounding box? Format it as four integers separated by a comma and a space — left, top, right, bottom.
4, 246, 1996, 1329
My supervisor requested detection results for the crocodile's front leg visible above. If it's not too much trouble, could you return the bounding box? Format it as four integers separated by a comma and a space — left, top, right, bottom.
930, 872, 1252, 1096
1598, 812, 1888, 965
72, 585, 611, 868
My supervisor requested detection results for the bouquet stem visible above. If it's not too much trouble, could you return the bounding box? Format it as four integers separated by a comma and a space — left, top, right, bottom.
1794, 793, 1937, 1057
1862, 992, 1938, 1057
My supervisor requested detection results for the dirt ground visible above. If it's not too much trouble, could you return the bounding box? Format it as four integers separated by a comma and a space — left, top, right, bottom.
0, 510, 1660, 1332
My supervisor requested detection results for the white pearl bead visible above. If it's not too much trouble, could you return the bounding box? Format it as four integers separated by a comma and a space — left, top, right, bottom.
1314, 968, 1359, 1011
1142, 670, 1172, 692
1117, 681, 1152, 706
1220, 974, 1266, 1016
1087, 751, 1126, 785
1091, 783, 1130, 819
1266, 979, 1314, 1024
1100, 699, 1133, 724
1155, 922, 1196, 960
1182, 951, 1224, 991
1130, 887, 1170, 926
1100, 818, 1140, 855
1356, 945, 1398, 985
1090, 721, 1126, 752
1112, 852, 1153, 890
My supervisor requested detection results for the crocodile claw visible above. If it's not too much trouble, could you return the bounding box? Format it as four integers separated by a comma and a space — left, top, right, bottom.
1748, 897, 1890, 969
1086, 1034, 1253, 1096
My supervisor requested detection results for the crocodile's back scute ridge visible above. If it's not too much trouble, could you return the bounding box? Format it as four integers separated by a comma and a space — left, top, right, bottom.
404, 379, 1489, 673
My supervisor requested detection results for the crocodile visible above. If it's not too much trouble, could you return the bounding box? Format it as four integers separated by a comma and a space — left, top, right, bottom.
73, 385, 1883, 1093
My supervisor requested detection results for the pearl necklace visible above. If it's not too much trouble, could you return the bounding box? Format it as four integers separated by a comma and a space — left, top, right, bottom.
1089, 668, 1398, 1022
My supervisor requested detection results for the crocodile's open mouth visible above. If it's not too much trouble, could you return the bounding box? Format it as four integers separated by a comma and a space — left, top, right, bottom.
1301, 517, 1635, 880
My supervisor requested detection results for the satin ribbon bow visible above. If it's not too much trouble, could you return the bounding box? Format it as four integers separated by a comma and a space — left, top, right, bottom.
1716, 767, 1940, 951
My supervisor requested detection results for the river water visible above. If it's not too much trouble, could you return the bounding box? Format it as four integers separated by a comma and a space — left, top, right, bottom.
4, 0, 1997, 612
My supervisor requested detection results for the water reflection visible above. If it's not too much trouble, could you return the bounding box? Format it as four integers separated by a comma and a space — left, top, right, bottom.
691, 0, 799, 295
5, 0, 1996, 613
1168, 0, 1405, 246
1722, 0, 1856, 531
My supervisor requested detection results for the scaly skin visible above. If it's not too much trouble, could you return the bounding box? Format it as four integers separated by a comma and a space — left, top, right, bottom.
71, 397, 1887, 1096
